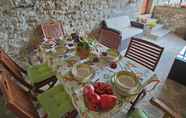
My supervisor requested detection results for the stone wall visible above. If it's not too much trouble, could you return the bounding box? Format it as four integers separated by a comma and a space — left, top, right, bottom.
152, 6, 186, 39
0, 0, 131, 59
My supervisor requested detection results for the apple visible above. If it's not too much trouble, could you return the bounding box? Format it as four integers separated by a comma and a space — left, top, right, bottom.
100, 94, 117, 111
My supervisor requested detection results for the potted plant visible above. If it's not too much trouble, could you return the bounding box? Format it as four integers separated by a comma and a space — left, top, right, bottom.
147, 20, 157, 29
76, 40, 90, 59
144, 19, 157, 36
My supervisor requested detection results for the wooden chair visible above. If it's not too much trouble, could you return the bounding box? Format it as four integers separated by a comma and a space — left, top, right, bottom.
39, 21, 64, 43
150, 97, 181, 118
0, 49, 32, 89
98, 28, 121, 50
0, 70, 40, 118
125, 37, 164, 71
0, 70, 77, 118
128, 91, 181, 118
0, 48, 57, 93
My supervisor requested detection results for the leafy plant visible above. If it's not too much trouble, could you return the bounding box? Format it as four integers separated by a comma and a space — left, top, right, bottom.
147, 20, 157, 29
77, 40, 90, 49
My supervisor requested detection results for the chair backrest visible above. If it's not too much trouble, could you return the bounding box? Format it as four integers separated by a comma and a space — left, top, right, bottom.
150, 98, 181, 118
98, 28, 121, 50
40, 21, 64, 42
0, 71, 39, 118
0, 49, 32, 89
125, 38, 164, 71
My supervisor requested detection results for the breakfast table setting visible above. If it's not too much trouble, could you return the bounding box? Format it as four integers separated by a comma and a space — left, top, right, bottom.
29, 32, 160, 118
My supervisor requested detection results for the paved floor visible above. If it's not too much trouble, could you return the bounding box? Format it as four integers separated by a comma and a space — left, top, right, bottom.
138, 33, 186, 118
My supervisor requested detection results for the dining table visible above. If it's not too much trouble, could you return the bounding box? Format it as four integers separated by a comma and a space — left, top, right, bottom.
30, 35, 159, 118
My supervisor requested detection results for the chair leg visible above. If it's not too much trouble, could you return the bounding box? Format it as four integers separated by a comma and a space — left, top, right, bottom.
0, 89, 2, 96
27, 90, 38, 101
128, 89, 146, 114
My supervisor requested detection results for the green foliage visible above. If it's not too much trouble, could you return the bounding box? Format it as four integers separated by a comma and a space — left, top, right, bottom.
147, 20, 157, 29
77, 40, 90, 49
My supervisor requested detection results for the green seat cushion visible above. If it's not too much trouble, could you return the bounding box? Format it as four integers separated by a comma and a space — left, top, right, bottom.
37, 85, 74, 118
128, 108, 149, 118
0, 97, 16, 118
27, 64, 55, 84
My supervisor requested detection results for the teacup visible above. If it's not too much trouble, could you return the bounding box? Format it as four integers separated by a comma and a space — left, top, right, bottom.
112, 71, 160, 96
113, 71, 140, 96
72, 63, 94, 82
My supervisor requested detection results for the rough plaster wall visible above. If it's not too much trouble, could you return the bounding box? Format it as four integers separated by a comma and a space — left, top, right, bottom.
0, 0, 130, 59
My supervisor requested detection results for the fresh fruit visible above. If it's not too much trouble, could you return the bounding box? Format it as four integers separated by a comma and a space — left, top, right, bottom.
94, 82, 113, 95
83, 84, 95, 96
83, 85, 100, 111
110, 62, 117, 69
83, 83, 117, 112
85, 92, 101, 111
100, 94, 117, 111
